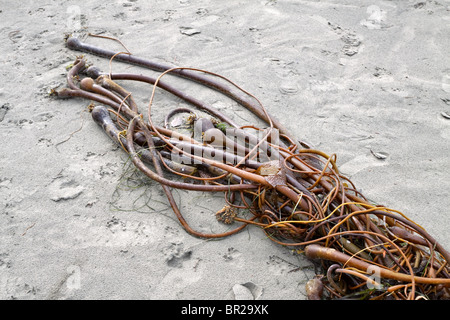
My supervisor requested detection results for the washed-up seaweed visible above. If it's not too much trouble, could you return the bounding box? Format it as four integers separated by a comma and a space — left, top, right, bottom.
53, 36, 450, 300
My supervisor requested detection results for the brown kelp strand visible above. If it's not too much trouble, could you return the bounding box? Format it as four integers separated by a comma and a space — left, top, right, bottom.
54, 37, 450, 300
65, 36, 289, 135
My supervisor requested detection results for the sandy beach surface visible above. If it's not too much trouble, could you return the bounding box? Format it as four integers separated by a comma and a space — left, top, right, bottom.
1, 0, 449, 300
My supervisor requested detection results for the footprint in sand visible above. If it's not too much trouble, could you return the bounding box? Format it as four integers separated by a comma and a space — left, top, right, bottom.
162, 242, 193, 268
228, 282, 263, 300
360, 5, 388, 30
48, 175, 84, 202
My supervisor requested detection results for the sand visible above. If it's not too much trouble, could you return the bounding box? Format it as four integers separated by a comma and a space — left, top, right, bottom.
0, 0, 449, 300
